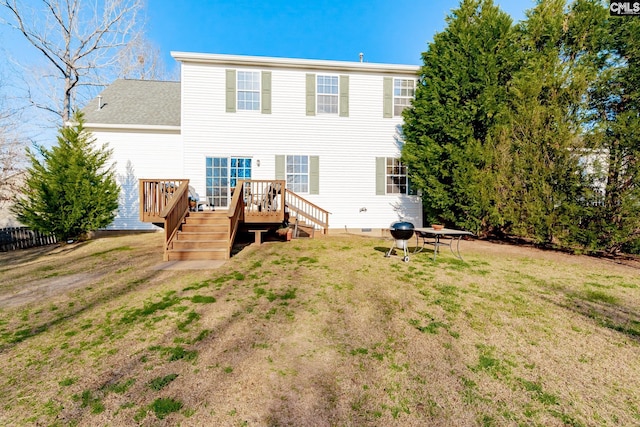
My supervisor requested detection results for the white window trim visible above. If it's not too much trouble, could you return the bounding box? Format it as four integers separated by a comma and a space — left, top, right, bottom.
393, 78, 416, 117
316, 74, 339, 115
237, 70, 261, 112
386, 157, 408, 194
286, 155, 310, 194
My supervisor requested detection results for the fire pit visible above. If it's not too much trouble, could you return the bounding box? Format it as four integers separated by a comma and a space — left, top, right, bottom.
385, 221, 415, 262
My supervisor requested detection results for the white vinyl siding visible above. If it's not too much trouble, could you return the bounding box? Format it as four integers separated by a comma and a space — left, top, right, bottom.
177, 60, 422, 230
90, 129, 182, 230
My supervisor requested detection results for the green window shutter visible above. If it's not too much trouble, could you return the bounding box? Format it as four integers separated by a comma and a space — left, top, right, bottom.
275, 155, 285, 180
226, 69, 236, 113
306, 73, 316, 116
309, 156, 319, 195
261, 71, 272, 114
339, 75, 349, 117
376, 157, 386, 195
383, 77, 393, 118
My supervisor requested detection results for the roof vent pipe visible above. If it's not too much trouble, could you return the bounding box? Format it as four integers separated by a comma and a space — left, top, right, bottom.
97, 95, 103, 110
359, 52, 364, 63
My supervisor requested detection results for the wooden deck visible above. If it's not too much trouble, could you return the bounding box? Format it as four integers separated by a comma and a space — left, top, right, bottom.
139, 179, 330, 260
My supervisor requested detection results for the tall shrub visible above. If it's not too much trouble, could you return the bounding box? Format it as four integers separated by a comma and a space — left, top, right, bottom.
401, 0, 517, 233
12, 112, 119, 240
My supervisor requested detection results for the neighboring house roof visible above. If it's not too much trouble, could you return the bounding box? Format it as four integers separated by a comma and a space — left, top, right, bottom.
82, 79, 180, 129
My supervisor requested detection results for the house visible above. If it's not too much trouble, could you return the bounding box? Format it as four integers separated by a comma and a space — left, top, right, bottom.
0, 171, 25, 228
83, 52, 423, 259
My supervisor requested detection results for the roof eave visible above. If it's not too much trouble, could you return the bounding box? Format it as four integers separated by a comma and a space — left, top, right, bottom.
84, 123, 181, 133
171, 51, 420, 75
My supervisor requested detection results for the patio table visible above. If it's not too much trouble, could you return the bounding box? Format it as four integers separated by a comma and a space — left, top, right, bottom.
414, 227, 474, 261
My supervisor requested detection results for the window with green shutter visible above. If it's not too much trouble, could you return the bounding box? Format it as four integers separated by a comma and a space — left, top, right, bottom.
227, 69, 271, 113
276, 155, 319, 194
261, 71, 271, 114
393, 79, 415, 116
306, 74, 316, 116
339, 75, 349, 117
383, 77, 393, 118
309, 156, 319, 194
275, 155, 285, 180
226, 69, 236, 113
376, 157, 386, 195
377, 157, 409, 195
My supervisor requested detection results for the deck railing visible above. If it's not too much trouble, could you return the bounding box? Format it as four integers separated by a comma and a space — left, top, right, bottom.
139, 179, 190, 260
228, 181, 246, 254
160, 181, 190, 261
242, 180, 286, 223
285, 190, 330, 234
139, 179, 189, 223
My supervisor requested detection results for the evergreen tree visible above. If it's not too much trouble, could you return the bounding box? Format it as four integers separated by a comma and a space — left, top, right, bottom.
580, 7, 640, 253
401, 0, 517, 233
494, 0, 592, 245
11, 112, 119, 241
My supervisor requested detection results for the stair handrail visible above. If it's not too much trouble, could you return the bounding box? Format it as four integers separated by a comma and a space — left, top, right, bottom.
159, 180, 190, 261
228, 180, 246, 254
285, 190, 330, 234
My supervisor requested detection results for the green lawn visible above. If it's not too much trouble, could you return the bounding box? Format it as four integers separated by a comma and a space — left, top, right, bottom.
0, 232, 638, 426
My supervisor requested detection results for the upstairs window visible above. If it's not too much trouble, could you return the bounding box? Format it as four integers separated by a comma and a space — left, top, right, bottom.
394, 79, 415, 116
317, 75, 339, 114
237, 71, 260, 111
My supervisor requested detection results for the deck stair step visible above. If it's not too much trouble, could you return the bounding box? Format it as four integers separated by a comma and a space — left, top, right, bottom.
166, 211, 231, 260
291, 216, 315, 238
166, 248, 229, 261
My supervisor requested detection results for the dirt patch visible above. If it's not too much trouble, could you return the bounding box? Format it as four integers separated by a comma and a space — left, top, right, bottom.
0, 272, 107, 309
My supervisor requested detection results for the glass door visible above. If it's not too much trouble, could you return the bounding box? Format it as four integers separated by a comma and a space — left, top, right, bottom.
206, 157, 252, 208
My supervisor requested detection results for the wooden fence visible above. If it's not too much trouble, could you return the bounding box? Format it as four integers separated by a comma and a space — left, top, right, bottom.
0, 227, 58, 252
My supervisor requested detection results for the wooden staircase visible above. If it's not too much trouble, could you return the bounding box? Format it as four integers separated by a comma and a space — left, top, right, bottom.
292, 216, 315, 238
167, 211, 229, 261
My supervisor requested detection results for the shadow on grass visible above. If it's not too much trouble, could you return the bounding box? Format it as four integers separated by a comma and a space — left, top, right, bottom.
0, 241, 90, 268
0, 268, 168, 353
542, 290, 640, 343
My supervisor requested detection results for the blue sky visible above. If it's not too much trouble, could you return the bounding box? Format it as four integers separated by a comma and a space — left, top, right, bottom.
146, 0, 535, 68
0, 0, 535, 146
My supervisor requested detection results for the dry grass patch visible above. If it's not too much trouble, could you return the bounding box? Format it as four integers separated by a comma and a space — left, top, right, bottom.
0, 233, 639, 426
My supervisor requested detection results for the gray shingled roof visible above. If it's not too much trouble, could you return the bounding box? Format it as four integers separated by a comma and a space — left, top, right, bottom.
82, 79, 180, 127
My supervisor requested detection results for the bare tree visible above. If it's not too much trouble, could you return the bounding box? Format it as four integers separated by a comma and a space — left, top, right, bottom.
0, 134, 25, 209
0, 0, 144, 124
0, 108, 27, 211
116, 33, 178, 81
0, 64, 27, 212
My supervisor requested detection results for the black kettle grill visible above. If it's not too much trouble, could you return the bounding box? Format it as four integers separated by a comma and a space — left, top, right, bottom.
385, 221, 415, 262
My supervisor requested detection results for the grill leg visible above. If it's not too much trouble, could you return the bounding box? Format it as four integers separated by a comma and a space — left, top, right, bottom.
385, 244, 395, 258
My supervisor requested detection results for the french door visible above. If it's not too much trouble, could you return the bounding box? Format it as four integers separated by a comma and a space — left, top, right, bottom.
205, 157, 252, 208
